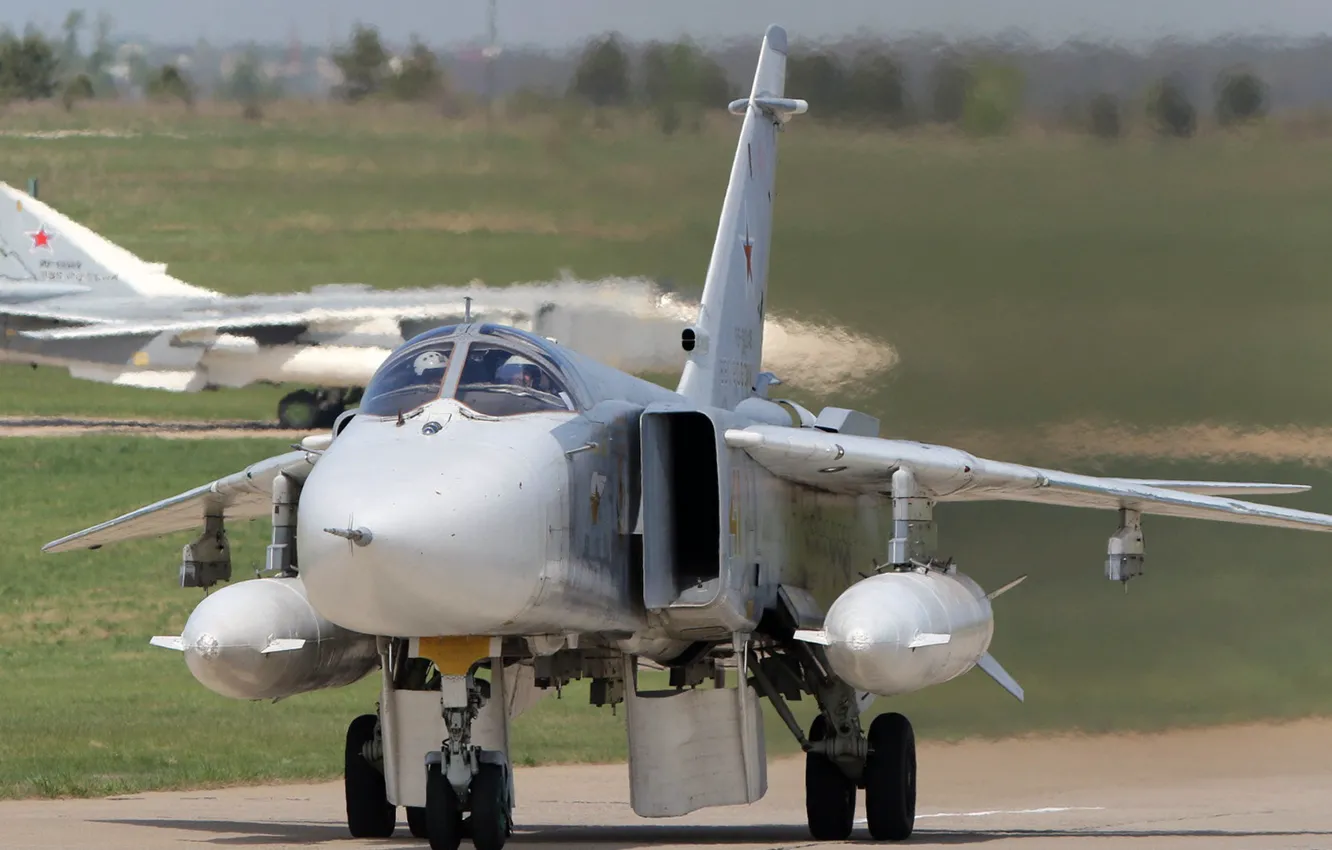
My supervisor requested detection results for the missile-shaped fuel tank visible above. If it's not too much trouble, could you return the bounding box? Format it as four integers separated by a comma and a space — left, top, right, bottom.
151, 576, 380, 700
806, 569, 994, 697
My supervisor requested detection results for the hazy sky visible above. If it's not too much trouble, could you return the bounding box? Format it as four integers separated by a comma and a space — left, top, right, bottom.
12, 0, 1332, 48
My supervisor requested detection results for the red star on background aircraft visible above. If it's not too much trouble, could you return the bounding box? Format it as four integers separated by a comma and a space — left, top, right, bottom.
743, 225, 753, 280
26, 225, 53, 250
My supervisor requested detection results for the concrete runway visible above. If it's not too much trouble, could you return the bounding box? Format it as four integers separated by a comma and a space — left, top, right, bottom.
5, 719, 1332, 849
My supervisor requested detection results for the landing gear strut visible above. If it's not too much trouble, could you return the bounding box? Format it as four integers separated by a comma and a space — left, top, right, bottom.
426, 672, 513, 850
277, 387, 362, 429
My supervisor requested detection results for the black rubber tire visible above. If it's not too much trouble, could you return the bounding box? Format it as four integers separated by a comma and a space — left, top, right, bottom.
344, 714, 395, 839
805, 714, 856, 841
426, 763, 464, 850
277, 389, 320, 429
314, 402, 346, 428
469, 762, 511, 850
406, 805, 429, 839
864, 712, 916, 842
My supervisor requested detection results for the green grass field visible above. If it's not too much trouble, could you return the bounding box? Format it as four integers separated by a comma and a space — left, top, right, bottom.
5, 102, 1332, 798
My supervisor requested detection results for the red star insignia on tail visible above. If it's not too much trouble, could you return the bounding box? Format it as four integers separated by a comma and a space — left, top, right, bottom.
26, 225, 53, 251
742, 225, 753, 281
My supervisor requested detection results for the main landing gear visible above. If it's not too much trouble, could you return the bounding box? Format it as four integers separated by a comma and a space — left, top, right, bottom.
425, 672, 513, 850
344, 714, 395, 838
803, 711, 916, 842
751, 639, 916, 843
343, 713, 439, 841
863, 712, 916, 841
277, 387, 362, 430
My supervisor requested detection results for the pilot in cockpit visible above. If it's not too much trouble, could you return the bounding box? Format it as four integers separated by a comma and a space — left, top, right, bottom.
452, 347, 572, 415
500, 362, 541, 389
413, 349, 450, 377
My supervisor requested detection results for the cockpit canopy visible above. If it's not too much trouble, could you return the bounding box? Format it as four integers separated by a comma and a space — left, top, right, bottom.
359, 324, 578, 418
455, 343, 574, 416
358, 331, 456, 417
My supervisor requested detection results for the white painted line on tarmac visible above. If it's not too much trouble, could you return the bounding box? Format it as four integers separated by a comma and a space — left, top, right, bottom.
855, 806, 1105, 825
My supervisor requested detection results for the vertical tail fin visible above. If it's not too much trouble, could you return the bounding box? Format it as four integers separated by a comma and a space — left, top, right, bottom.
676, 25, 806, 410
0, 182, 215, 301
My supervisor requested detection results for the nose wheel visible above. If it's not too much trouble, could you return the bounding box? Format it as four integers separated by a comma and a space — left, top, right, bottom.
469, 761, 512, 850
426, 763, 464, 850
426, 673, 514, 850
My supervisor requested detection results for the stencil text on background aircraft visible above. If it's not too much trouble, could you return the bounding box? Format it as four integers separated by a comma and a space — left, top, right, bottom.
719, 356, 754, 391
733, 326, 754, 355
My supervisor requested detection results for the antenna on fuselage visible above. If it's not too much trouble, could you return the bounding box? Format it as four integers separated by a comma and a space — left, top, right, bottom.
464, 296, 473, 323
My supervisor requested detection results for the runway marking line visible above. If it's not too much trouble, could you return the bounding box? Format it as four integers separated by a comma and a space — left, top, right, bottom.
854, 806, 1105, 824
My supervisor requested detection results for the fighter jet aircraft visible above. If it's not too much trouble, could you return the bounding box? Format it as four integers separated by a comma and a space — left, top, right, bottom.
44, 24, 1332, 848
0, 181, 703, 427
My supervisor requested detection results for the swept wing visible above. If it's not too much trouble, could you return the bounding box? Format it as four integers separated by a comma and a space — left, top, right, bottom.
13, 279, 677, 341
43, 449, 317, 553
724, 426, 1332, 532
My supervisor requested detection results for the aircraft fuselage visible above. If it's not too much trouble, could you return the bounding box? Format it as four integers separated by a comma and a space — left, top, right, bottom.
297, 388, 888, 650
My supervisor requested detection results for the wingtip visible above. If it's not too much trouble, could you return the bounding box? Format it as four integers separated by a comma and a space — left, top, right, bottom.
42, 535, 96, 554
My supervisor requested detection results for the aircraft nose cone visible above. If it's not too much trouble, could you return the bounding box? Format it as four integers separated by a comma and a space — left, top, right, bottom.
297, 428, 554, 636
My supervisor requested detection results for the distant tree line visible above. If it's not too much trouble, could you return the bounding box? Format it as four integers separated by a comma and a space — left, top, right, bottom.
562, 32, 1273, 140
564, 34, 731, 134
330, 25, 453, 106
0, 16, 454, 120
0, 14, 1284, 140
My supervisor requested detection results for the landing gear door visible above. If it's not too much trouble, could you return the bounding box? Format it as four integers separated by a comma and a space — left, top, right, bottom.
623, 657, 767, 817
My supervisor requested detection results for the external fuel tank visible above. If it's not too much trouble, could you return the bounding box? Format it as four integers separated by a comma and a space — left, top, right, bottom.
155, 577, 381, 701
816, 569, 994, 697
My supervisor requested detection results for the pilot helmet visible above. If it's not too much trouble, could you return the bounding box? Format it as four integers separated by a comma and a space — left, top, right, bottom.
412, 349, 449, 375
498, 359, 538, 386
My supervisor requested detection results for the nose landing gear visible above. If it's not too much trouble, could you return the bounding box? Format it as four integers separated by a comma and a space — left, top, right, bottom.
425, 673, 514, 850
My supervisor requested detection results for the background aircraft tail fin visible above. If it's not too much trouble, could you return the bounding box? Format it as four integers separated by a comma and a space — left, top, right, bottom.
676, 25, 806, 409
0, 182, 215, 304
